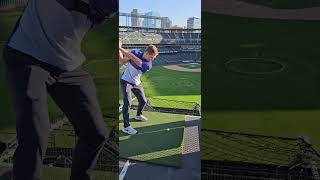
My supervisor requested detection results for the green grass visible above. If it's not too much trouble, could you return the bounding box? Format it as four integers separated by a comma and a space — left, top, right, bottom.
202, 12, 320, 156
141, 65, 201, 103
119, 65, 201, 106
240, 0, 320, 9
120, 65, 201, 104
203, 12, 320, 110
119, 111, 185, 167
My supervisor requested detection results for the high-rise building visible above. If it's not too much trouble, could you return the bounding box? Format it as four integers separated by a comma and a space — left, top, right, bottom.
161, 17, 172, 29
131, 9, 142, 27
187, 17, 201, 29
143, 11, 161, 28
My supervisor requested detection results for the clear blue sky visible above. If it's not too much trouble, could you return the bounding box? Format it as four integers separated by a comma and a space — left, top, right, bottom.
119, 0, 201, 27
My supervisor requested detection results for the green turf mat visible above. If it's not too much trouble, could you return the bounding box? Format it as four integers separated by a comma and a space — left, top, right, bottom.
119, 111, 185, 167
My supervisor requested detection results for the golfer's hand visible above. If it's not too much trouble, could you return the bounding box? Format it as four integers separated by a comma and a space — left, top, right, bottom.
119, 40, 122, 48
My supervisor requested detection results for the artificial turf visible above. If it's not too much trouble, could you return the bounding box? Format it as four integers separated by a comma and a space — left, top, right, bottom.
119, 110, 185, 167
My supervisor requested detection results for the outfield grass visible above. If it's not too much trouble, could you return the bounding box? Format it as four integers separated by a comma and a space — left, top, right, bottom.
240, 0, 320, 9
141, 65, 201, 104
202, 12, 320, 153
119, 65, 201, 104
119, 110, 185, 167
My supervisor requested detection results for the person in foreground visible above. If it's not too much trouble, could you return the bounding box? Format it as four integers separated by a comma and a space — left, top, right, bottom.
2, 0, 117, 179
119, 41, 158, 135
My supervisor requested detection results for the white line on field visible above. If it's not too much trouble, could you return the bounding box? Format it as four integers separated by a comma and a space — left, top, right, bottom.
119, 160, 130, 180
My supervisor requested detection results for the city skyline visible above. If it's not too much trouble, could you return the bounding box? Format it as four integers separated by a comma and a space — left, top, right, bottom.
120, 9, 200, 28
119, 0, 201, 28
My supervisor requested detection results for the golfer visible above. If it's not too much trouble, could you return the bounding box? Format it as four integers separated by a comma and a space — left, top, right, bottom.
2, 0, 117, 179
119, 41, 158, 135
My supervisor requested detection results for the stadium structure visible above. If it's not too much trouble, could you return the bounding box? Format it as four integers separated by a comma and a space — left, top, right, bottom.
119, 17, 201, 65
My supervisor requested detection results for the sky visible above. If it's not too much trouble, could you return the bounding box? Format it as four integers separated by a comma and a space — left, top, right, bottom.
119, 0, 201, 27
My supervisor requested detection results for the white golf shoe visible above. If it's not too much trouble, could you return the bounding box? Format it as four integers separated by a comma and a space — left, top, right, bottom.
135, 115, 148, 121
122, 126, 137, 135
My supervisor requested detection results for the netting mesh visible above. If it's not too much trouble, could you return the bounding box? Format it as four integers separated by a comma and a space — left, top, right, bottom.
131, 97, 200, 116
0, 115, 119, 179
201, 129, 320, 180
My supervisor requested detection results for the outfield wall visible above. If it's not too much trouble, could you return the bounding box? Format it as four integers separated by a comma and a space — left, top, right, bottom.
0, 0, 27, 11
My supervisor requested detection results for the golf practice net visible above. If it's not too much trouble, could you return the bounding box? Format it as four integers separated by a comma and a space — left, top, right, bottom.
201, 129, 320, 180
0, 115, 119, 180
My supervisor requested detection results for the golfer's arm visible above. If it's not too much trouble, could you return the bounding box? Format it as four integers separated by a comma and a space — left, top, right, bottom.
119, 47, 142, 67
119, 50, 130, 64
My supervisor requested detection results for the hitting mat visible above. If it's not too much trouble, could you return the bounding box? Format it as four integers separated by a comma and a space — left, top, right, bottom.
119, 110, 185, 167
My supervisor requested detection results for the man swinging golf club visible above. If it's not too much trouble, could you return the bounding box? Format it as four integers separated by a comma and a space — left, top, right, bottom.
2, 0, 117, 179
119, 41, 158, 135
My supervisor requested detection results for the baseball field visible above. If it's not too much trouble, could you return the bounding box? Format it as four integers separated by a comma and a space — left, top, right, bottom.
202, 3, 320, 155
